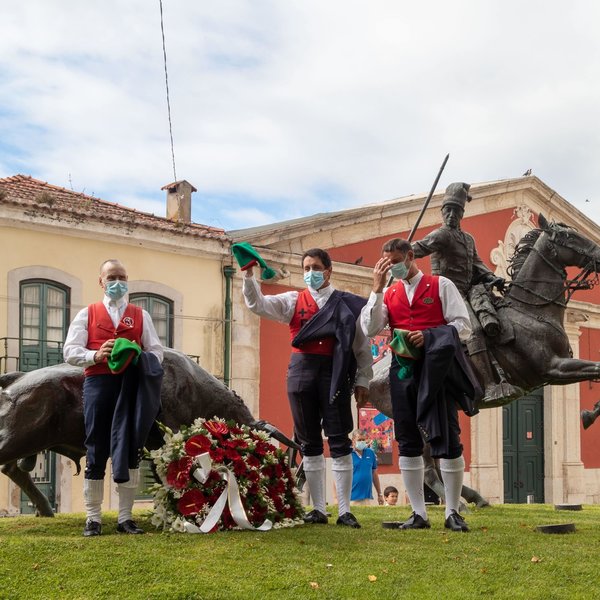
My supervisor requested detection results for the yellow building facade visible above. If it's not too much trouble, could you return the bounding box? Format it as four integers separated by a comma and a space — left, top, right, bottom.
0, 175, 232, 515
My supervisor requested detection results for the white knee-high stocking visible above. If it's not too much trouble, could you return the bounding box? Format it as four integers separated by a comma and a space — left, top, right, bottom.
84, 478, 104, 523
439, 456, 465, 518
331, 454, 353, 516
399, 455, 427, 519
117, 468, 140, 524
303, 454, 326, 514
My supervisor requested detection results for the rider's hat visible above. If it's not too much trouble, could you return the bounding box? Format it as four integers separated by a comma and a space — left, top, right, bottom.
441, 182, 472, 210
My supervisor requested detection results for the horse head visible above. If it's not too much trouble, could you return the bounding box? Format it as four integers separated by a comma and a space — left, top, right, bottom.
538, 213, 600, 274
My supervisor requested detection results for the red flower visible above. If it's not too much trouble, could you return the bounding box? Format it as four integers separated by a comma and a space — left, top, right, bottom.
209, 447, 226, 463
261, 465, 275, 478
166, 456, 193, 489
224, 448, 240, 461
184, 434, 212, 456
234, 438, 249, 450
255, 441, 272, 457
205, 420, 229, 437
245, 454, 261, 469
206, 470, 222, 484
232, 458, 247, 477
177, 488, 207, 516
270, 479, 286, 494
246, 469, 260, 483
247, 482, 260, 496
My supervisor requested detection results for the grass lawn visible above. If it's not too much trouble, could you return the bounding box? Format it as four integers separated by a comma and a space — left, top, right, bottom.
0, 504, 598, 600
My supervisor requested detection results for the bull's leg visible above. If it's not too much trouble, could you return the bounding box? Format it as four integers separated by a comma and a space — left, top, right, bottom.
423, 452, 445, 501
547, 357, 600, 384
423, 446, 487, 511
460, 484, 490, 508
0, 461, 54, 517
17, 454, 38, 472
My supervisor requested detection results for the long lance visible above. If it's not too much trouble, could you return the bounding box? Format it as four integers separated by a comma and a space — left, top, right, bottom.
386, 153, 449, 287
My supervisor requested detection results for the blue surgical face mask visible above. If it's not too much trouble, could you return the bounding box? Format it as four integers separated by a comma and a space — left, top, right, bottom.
355, 441, 368, 451
104, 280, 128, 300
304, 269, 325, 290
390, 259, 410, 280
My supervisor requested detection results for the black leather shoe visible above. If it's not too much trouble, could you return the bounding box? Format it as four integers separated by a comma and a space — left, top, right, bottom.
83, 519, 102, 537
336, 512, 361, 529
445, 510, 469, 532
303, 509, 328, 524
117, 519, 145, 534
399, 512, 431, 530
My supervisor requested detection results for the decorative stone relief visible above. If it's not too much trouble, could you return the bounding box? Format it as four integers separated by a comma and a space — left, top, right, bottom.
490, 205, 537, 280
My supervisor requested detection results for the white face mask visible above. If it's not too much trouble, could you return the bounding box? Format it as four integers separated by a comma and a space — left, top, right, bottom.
303, 270, 325, 289
355, 440, 368, 451
390, 258, 410, 280
104, 280, 128, 300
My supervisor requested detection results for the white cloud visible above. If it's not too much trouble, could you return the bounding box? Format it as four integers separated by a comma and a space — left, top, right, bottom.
1, 0, 600, 230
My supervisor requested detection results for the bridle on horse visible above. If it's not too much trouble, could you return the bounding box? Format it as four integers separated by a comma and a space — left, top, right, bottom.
508, 226, 599, 307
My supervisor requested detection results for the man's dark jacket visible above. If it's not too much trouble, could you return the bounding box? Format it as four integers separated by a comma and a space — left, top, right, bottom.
291, 290, 367, 404
394, 325, 482, 456
110, 352, 164, 483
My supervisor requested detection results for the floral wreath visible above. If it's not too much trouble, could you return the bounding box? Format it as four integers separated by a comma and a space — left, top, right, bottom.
149, 417, 304, 533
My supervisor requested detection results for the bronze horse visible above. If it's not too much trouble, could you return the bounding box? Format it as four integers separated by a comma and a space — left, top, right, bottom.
0, 349, 295, 516
369, 214, 600, 415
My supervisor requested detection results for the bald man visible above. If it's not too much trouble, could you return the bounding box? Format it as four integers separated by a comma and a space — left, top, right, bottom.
64, 259, 163, 537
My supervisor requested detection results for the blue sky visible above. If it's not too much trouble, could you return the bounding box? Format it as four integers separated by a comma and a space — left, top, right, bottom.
1, 1, 600, 231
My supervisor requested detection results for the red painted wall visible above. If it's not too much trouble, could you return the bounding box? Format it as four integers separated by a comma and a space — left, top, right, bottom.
258, 282, 298, 441
579, 327, 600, 468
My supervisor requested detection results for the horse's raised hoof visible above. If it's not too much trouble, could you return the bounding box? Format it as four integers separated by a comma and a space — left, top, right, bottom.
581, 409, 598, 430
481, 383, 524, 407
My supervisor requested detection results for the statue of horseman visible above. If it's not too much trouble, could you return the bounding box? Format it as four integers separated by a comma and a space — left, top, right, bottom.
411, 182, 522, 404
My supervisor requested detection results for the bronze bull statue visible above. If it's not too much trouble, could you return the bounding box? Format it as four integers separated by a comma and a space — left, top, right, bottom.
0, 349, 295, 517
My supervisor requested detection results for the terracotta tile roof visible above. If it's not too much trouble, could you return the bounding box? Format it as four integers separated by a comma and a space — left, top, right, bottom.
0, 174, 227, 241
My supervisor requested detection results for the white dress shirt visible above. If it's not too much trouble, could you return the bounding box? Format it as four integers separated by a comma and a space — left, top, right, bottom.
243, 276, 373, 388
360, 270, 472, 341
63, 295, 164, 367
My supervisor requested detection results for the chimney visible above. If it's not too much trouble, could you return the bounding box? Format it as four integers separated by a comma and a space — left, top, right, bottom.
161, 180, 197, 223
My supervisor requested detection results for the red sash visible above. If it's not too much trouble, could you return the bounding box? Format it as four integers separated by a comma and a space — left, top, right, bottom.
289, 289, 334, 355
84, 302, 143, 376
384, 274, 446, 332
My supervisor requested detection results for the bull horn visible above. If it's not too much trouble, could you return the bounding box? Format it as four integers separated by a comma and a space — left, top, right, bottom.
252, 420, 300, 450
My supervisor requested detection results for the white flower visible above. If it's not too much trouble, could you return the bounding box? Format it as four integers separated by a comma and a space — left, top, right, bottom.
171, 517, 186, 533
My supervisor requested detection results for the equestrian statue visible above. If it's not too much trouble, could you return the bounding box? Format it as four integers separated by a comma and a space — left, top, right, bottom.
369, 187, 600, 417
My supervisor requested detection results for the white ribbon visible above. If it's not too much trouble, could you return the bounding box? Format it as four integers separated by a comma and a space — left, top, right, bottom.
181, 452, 272, 534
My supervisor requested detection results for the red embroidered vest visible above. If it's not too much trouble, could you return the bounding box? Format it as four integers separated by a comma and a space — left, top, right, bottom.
384, 274, 446, 332
85, 302, 144, 376
289, 289, 334, 355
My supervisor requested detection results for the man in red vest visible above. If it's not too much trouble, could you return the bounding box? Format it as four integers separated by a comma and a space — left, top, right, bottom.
243, 248, 372, 528
64, 259, 163, 537
362, 238, 475, 532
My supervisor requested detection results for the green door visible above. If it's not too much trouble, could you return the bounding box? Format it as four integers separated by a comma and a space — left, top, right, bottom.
19, 280, 69, 370
19, 280, 69, 514
503, 389, 544, 503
